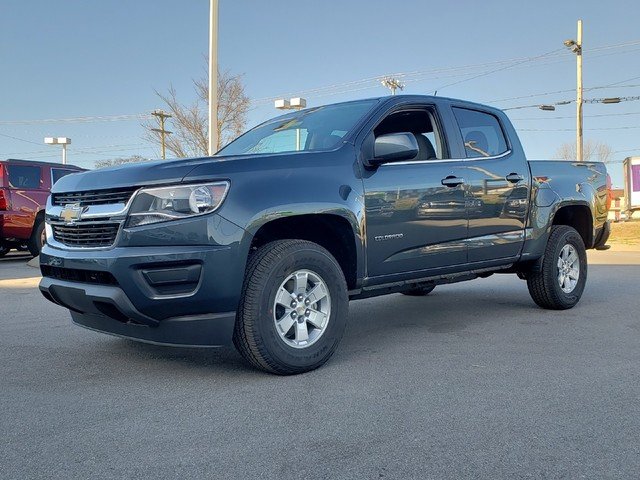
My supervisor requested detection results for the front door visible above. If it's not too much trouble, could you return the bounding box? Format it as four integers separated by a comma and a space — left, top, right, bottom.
362, 107, 468, 279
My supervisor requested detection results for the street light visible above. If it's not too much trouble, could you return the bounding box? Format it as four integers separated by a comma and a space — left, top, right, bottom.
275, 97, 307, 151
44, 137, 71, 164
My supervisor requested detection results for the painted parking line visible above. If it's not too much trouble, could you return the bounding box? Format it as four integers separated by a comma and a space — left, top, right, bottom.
0, 277, 42, 289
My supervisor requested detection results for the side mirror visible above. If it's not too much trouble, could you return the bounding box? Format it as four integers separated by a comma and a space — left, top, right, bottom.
368, 133, 418, 167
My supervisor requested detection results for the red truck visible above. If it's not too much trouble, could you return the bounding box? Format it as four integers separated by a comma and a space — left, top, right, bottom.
0, 159, 84, 257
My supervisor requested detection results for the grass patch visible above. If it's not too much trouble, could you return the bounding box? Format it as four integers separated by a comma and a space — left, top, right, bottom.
610, 218, 640, 245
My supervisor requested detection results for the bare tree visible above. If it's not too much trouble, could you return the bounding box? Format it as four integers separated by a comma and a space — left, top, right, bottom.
144, 69, 250, 158
554, 140, 615, 163
95, 155, 150, 169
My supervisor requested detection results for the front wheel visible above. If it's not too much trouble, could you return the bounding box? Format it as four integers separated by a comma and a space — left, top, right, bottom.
527, 225, 587, 310
233, 240, 349, 375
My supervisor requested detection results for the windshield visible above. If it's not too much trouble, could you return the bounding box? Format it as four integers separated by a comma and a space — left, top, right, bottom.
217, 99, 378, 156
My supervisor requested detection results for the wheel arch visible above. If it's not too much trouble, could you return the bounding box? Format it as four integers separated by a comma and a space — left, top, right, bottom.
550, 202, 593, 248
248, 213, 363, 290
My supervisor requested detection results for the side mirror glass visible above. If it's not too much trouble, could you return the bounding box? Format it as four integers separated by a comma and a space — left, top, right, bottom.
368, 133, 418, 166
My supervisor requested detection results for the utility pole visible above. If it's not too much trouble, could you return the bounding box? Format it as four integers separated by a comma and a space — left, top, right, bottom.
564, 20, 583, 161
381, 77, 405, 95
151, 110, 172, 160
576, 20, 583, 162
209, 0, 219, 155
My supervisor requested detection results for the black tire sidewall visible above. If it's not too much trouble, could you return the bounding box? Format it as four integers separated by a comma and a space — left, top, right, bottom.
546, 228, 588, 308
28, 219, 45, 257
249, 245, 348, 371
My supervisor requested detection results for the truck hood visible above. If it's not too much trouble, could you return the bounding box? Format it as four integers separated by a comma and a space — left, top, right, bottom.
50, 153, 309, 193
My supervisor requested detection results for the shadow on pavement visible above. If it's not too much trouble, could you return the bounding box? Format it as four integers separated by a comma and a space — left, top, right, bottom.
92, 281, 537, 374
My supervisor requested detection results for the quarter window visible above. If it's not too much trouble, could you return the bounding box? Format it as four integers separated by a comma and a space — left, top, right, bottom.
452, 107, 508, 158
51, 168, 76, 185
7, 165, 41, 189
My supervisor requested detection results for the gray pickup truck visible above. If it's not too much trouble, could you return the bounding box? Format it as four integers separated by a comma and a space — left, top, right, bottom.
40, 95, 610, 374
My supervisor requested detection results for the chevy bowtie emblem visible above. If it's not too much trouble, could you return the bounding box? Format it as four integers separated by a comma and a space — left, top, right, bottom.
60, 203, 84, 223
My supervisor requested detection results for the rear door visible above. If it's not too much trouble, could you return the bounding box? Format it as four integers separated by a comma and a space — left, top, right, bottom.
450, 107, 531, 262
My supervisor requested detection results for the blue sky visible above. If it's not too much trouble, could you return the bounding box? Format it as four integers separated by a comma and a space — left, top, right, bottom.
1, 0, 639, 186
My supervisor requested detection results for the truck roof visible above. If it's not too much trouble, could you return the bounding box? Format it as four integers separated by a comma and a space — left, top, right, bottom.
1, 158, 85, 170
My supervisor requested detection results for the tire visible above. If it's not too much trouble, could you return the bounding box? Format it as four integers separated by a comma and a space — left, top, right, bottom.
28, 218, 46, 257
0, 245, 9, 258
527, 225, 587, 310
402, 285, 436, 296
233, 240, 349, 375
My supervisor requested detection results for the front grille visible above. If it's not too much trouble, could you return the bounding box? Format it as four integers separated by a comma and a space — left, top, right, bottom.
41, 265, 118, 285
51, 221, 120, 247
52, 187, 137, 206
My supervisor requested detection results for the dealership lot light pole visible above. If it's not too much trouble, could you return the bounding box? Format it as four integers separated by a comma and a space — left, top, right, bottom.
209, 0, 218, 155
44, 137, 71, 164
275, 97, 307, 151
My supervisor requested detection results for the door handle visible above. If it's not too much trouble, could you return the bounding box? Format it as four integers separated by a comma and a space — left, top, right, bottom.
441, 176, 464, 188
506, 173, 524, 183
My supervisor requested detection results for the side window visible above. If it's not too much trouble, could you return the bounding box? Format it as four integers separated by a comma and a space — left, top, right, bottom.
452, 107, 508, 158
51, 168, 76, 185
373, 109, 445, 160
7, 165, 41, 189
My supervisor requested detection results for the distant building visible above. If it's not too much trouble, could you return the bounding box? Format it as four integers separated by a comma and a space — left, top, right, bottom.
609, 188, 625, 222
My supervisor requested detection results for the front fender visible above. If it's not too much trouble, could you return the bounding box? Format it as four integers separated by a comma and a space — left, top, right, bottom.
186, 149, 367, 285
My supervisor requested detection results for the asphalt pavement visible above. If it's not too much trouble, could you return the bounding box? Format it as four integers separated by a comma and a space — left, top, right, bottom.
1, 252, 639, 479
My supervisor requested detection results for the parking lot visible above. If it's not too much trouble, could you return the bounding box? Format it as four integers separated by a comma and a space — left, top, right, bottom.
1, 251, 639, 479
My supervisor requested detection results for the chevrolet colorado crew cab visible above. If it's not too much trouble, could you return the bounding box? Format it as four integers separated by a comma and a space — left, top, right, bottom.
39, 95, 610, 374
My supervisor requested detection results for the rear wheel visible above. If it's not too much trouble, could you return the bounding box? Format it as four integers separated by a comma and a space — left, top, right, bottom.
27, 218, 45, 257
0, 244, 9, 258
233, 240, 349, 375
527, 225, 587, 310
401, 285, 436, 296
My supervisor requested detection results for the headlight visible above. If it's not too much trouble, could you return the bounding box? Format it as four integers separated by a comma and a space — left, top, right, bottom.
126, 182, 229, 227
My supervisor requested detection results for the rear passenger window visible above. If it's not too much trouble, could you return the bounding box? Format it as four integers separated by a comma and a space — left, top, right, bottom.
7, 165, 41, 189
452, 107, 508, 158
51, 168, 75, 185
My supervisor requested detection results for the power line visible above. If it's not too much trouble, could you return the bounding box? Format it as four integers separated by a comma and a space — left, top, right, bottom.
518, 125, 640, 132
584, 95, 640, 104
503, 93, 640, 111
433, 47, 566, 94
12, 143, 152, 160
252, 38, 640, 104
0, 131, 43, 146
512, 111, 640, 120
2, 39, 639, 128
0, 113, 151, 126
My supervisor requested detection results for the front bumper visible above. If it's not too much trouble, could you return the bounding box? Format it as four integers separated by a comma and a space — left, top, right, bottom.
39, 216, 249, 346
40, 277, 235, 346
